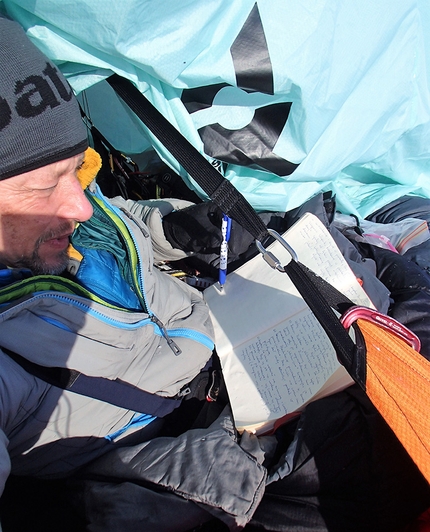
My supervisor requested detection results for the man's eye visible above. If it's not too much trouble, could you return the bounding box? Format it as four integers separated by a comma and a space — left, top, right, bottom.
36, 186, 57, 194
28, 183, 58, 194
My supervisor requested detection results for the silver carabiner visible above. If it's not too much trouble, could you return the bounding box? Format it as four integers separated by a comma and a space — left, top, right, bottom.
255, 229, 298, 272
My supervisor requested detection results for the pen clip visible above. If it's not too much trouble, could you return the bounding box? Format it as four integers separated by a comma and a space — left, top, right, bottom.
219, 214, 232, 289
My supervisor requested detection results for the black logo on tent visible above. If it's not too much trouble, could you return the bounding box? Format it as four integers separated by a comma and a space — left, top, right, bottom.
181, 3, 298, 176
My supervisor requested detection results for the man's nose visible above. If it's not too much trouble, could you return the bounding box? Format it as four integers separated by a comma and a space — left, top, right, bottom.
57, 176, 93, 222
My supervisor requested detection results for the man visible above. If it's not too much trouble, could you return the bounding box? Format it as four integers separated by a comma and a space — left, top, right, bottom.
0, 13, 221, 496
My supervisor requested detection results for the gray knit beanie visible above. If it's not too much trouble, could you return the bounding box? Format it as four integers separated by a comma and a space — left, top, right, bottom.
0, 16, 88, 179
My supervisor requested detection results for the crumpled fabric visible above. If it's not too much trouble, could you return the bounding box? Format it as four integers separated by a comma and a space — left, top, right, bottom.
3, 0, 430, 217
76, 406, 267, 531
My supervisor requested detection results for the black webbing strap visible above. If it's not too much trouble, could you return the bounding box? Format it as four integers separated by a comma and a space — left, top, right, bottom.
106, 74, 270, 243
3, 348, 181, 417
106, 74, 367, 387
283, 260, 366, 388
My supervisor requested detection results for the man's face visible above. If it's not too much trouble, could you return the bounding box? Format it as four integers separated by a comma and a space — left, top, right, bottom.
0, 153, 93, 275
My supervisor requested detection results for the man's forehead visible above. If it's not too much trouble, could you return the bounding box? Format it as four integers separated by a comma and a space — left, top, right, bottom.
1, 152, 86, 188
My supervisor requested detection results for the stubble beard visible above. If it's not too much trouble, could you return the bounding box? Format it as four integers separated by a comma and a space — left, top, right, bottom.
11, 223, 73, 276
23, 247, 70, 276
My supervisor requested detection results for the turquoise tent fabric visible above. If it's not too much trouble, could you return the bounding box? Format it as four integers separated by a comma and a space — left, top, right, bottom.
2, 0, 430, 217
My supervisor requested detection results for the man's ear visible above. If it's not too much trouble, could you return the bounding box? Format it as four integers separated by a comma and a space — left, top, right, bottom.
77, 147, 102, 189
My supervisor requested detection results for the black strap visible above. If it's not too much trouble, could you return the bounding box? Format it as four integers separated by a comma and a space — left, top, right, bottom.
3, 348, 182, 417
106, 74, 367, 387
283, 261, 366, 388
107, 74, 270, 244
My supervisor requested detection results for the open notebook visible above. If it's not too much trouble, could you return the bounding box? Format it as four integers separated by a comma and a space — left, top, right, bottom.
204, 213, 374, 435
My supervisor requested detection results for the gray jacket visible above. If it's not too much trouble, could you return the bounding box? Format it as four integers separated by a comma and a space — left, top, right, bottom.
0, 189, 216, 490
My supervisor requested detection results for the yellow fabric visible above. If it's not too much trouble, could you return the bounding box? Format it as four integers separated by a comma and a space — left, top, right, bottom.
68, 147, 102, 261
68, 244, 84, 262
358, 318, 430, 483
77, 147, 102, 189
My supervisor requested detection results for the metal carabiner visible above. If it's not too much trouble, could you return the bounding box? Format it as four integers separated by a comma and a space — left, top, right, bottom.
340, 305, 421, 352
255, 229, 298, 272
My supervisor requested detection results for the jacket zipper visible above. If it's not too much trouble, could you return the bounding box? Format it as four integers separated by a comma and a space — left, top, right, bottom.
163, 328, 215, 351
88, 189, 185, 354
94, 192, 214, 352
0, 292, 152, 329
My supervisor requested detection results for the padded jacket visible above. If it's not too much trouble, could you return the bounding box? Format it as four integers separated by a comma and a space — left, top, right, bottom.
0, 185, 215, 491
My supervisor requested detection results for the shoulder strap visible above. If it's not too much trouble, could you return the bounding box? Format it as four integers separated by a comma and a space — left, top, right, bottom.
2, 347, 182, 417
107, 74, 270, 244
106, 74, 360, 366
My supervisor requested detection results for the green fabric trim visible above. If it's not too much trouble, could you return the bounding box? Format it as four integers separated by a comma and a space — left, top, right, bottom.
0, 276, 124, 309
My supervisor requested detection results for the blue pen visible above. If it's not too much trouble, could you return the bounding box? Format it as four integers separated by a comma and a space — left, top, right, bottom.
219, 214, 232, 290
